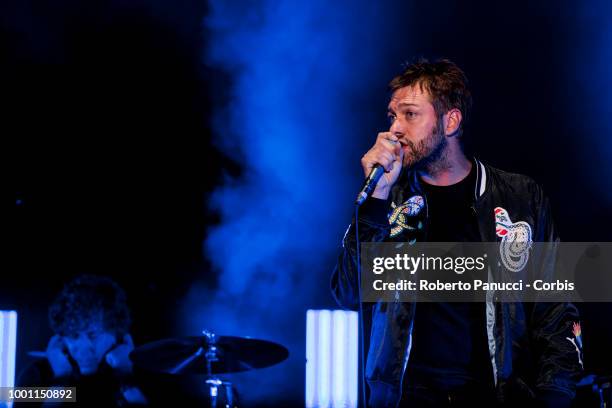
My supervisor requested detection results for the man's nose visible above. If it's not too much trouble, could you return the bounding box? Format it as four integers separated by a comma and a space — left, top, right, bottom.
389, 117, 404, 136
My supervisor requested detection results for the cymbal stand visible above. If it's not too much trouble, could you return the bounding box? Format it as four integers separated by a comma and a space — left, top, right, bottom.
202, 330, 235, 408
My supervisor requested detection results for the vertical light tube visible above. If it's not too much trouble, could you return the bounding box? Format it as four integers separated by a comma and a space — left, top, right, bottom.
0, 311, 18, 408
331, 310, 346, 408
305, 310, 317, 408
306, 309, 358, 408
347, 311, 359, 408
317, 310, 331, 408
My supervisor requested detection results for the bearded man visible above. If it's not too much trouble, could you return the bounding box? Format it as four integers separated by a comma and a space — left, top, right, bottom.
331, 59, 583, 407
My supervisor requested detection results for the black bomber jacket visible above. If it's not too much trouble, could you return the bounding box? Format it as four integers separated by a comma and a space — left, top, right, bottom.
331, 157, 584, 407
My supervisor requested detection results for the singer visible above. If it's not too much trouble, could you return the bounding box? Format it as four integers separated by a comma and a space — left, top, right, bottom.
331, 59, 583, 407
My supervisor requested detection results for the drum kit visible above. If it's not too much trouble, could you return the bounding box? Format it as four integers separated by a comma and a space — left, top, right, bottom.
129, 330, 289, 408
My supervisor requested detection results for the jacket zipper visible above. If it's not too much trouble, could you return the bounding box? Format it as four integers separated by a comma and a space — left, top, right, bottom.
396, 317, 414, 408
473, 197, 499, 388
396, 191, 428, 407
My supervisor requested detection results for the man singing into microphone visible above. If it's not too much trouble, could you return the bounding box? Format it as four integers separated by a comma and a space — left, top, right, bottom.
331, 59, 583, 407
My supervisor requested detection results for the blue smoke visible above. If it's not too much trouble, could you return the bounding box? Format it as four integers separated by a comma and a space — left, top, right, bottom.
179, 0, 401, 403
568, 3, 612, 202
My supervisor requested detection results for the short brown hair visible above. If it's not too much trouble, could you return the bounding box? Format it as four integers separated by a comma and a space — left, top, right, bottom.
389, 58, 472, 135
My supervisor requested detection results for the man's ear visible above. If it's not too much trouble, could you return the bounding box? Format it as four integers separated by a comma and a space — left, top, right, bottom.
444, 108, 462, 137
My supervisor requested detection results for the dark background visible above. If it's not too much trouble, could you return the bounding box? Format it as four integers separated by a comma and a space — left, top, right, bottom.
2, 0, 611, 405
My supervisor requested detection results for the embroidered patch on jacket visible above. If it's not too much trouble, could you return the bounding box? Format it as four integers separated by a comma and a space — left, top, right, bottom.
565, 322, 583, 369
389, 195, 424, 238
494, 207, 533, 272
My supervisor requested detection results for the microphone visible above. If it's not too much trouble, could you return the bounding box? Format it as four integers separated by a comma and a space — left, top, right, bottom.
355, 164, 385, 206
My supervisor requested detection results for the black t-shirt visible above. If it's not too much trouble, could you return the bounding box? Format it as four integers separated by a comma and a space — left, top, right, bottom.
404, 164, 493, 391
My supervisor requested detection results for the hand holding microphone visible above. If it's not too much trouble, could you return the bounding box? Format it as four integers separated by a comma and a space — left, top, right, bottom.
356, 132, 403, 205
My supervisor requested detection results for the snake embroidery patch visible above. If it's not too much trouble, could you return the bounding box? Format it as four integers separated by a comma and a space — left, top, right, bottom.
494, 207, 533, 272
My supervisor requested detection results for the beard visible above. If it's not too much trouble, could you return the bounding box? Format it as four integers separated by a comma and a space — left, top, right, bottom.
402, 117, 449, 172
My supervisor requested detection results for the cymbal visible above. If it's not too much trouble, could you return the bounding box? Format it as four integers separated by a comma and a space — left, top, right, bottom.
130, 335, 289, 375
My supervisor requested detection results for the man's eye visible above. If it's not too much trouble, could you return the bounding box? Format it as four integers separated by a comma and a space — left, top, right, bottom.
387, 115, 396, 124
405, 112, 416, 119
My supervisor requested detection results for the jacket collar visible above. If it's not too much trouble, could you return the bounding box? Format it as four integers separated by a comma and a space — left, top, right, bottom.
402, 156, 488, 201
474, 157, 488, 200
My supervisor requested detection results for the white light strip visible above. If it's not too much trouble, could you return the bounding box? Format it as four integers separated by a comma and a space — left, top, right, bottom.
347, 312, 359, 408
305, 310, 317, 408
0, 312, 4, 385
317, 310, 331, 407
0, 310, 18, 408
305, 309, 358, 408
332, 311, 346, 407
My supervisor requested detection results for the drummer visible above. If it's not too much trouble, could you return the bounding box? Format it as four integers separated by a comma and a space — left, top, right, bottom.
16, 274, 147, 407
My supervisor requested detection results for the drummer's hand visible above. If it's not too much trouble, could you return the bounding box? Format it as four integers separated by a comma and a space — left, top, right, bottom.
105, 333, 134, 374
46, 335, 74, 378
